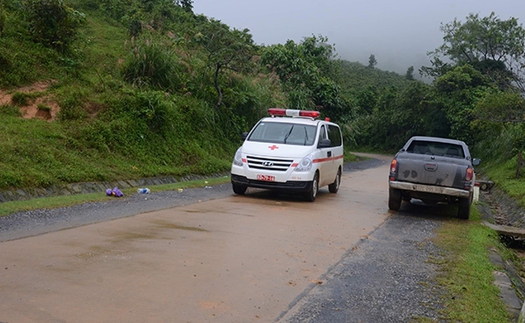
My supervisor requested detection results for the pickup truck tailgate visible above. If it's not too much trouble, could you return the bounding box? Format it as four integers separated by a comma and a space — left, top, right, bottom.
396, 154, 468, 189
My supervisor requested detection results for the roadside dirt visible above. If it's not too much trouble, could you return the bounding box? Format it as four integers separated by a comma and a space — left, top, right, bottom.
0, 81, 59, 121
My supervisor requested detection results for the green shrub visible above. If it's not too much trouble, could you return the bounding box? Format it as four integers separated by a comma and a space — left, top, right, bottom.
121, 36, 188, 92
58, 92, 88, 121
24, 0, 86, 52
37, 103, 51, 111
11, 92, 31, 106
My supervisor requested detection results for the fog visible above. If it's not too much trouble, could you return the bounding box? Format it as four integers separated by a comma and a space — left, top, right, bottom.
192, 0, 524, 78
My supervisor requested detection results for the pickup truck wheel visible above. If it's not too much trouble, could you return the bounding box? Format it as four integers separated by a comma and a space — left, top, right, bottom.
305, 172, 319, 202
328, 169, 341, 193
457, 197, 471, 219
388, 188, 402, 211
232, 182, 247, 195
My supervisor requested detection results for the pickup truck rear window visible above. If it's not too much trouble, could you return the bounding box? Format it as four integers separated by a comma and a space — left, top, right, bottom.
406, 140, 465, 158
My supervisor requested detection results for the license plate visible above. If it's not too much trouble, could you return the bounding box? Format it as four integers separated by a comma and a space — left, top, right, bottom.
257, 174, 275, 182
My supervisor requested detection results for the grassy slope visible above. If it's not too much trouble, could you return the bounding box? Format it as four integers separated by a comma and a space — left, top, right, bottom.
334, 60, 412, 96
0, 11, 234, 190
483, 156, 525, 208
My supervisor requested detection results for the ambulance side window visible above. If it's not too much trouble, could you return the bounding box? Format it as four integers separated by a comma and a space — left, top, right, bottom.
318, 125, 327, 144
327, 125, 342, 147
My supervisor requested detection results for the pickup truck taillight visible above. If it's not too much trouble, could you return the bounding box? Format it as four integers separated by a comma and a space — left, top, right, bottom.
464, 167, 474, 189
389, 159, 398, 181
465, 167, 473, 181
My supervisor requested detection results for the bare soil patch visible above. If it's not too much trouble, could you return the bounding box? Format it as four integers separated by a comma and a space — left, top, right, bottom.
0, 81, 60, 121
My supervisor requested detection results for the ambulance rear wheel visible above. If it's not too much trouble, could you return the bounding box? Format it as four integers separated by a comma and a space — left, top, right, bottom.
305, 172, 319, 202
232, 183, 247, 195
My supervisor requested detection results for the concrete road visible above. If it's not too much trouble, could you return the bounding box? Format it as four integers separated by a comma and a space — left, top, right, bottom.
0, 156, 393, 323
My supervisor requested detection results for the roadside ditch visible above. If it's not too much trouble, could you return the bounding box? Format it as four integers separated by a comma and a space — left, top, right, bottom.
477, 183, 525, 321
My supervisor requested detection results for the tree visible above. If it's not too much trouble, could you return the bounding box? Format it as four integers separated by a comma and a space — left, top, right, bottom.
355, 85, 378, 114
0, 3, 5, 36
195, 19, 257, 108
473, 89, 525, 177
261, 35, 333, 110
368, 54, 377, 69
433, 64, 492, 143
405, 66, 415, 80
24, 0, 85, 53
426, 12, 525, 91
175, 0, 193, 12
261, 35, 351, 121
474, 89, 525, 124
262, 35, 335, 87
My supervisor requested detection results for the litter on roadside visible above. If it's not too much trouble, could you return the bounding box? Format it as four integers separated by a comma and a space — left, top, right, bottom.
137, 188, 151, 194
106, 187, 123, 197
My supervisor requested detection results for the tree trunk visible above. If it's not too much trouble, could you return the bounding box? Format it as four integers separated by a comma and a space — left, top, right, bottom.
214, 63, 223, 108
517, 152, 523, 178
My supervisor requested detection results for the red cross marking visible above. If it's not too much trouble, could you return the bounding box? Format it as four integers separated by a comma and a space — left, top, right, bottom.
268, 145, 279, 150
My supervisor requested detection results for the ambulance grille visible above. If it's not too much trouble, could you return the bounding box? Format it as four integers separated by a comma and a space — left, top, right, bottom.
246, 156, 293, 172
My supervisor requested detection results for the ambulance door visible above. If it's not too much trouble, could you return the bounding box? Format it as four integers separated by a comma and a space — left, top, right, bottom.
317, 124, 332, 186
327, 124, 343, 180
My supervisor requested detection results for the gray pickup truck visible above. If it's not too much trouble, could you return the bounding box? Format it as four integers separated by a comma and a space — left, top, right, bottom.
388, 136, 481, 219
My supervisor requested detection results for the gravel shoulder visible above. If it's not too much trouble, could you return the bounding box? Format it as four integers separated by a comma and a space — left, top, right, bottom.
277, 214, 444, 323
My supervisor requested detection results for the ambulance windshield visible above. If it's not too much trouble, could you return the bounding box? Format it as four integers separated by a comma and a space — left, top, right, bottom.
248, 122, 316, 146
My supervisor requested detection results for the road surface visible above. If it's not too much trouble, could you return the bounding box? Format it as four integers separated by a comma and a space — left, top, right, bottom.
0, 155, 445, 323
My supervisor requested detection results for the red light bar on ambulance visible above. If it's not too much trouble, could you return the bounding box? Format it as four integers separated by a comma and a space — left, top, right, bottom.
268, 108, 320, 119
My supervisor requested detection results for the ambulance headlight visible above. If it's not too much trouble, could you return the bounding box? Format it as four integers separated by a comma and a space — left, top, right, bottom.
295, 154, 313, 172
232, 147, 243, 167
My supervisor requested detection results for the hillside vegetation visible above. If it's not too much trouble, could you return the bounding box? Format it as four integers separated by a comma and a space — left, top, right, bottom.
1, 0, 525, 204
0, 0, 403, 190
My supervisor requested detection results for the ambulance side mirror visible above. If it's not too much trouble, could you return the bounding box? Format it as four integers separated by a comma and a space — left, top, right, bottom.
242, 132, 248, 141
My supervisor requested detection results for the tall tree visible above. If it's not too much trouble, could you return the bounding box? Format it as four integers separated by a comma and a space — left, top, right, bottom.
368, 54, 377, 69
433, 64, 492, 143
24, 0, 85, 53
425, 12, 525, 91
175, 0, 193, 12
195, 19, 257, 108
0, 2, 5, 36
405, 66, 414, 80
261, 35, 351, 121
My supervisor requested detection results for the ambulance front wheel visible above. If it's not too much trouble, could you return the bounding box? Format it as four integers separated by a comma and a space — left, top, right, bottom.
305, 172, 319, 202
232, 182, 247, 195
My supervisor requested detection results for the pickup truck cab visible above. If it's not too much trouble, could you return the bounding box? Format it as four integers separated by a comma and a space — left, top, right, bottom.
388, 136, 480, 219
230, 108, 343, 201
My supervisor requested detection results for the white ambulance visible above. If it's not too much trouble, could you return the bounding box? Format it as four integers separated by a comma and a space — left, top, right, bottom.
230, 108, 344, 201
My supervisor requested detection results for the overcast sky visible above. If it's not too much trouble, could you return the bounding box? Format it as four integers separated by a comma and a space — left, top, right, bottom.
192, 0, 525, 78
